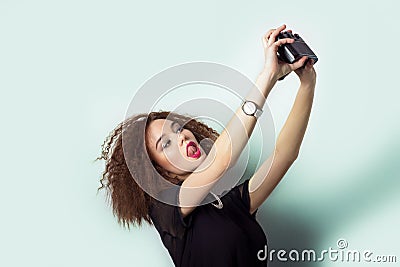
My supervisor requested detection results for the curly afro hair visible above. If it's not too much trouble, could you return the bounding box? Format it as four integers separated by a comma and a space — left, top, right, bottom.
96, 111, 219, 229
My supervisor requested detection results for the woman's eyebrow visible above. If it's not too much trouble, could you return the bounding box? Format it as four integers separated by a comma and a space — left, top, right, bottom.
155, 121, 178, 150
155, 134, 165, 150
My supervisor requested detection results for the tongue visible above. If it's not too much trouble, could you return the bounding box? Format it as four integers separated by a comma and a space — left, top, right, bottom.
188, 145, 197, 157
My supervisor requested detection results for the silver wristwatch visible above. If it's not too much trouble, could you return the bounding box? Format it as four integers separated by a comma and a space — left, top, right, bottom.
241, 100, 263, 119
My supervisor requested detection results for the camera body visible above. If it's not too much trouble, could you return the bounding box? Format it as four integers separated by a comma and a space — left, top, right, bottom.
276, 31, 318, 80
276, 31, 318, 64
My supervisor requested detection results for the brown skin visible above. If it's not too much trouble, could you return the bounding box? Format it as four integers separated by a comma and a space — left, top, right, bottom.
96, 111, 219, 229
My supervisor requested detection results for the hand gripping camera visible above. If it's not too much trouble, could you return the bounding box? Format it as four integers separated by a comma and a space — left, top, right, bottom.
276, 31, 318, 80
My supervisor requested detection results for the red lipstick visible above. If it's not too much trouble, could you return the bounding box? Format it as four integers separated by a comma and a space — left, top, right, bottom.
186, 141, 201, 159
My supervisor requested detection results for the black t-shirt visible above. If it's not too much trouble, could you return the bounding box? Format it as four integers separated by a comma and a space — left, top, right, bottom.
149, 179, 268, 267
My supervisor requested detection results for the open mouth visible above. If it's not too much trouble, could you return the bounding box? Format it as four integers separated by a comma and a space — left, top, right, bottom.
186, 141, 201, 159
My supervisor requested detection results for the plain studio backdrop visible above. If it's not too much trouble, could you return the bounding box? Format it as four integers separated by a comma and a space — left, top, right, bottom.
1, 1, 399, 266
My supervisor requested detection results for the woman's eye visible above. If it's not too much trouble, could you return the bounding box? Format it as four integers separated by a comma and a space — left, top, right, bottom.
162, 140, 171, 149
176, 125, 183, 133
172, 122, 183, 133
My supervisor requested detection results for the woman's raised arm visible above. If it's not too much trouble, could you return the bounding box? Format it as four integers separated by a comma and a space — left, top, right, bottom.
180, 24, 308, 216
248, 58, 316, 214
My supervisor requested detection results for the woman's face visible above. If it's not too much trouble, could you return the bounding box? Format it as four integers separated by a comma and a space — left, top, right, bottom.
145, 119, 207, 180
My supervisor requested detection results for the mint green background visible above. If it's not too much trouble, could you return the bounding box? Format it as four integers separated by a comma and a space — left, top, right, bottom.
1, 1, 399, 266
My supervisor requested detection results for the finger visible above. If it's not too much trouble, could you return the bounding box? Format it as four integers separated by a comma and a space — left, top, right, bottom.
271, 37, 294, 50
290, 56, 308, 70
265, 29, 275, 39
262, 29, 276, 47
268, 24, 287, 45
262, 35, 267, 47
304, 59, 314, 69
262, 34, 269, 48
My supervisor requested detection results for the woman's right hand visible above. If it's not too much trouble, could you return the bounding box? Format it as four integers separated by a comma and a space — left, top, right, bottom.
262, 24, 308, 82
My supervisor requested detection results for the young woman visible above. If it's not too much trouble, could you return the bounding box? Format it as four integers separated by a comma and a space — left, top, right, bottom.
97, 24, 316, 266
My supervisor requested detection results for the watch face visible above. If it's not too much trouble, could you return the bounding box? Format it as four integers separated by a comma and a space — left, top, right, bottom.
243, 101, 256, 115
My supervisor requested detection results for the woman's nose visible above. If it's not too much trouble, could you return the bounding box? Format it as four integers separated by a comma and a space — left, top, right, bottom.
177, 132, 186, 146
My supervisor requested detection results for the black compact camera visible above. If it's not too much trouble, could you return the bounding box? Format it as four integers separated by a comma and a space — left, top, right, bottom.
276, 31, 318, 80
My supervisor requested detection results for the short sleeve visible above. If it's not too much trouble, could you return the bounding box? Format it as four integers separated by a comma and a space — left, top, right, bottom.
149, 187, 193, 239
235, 179, 258, 218
148, 190, 194, 267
